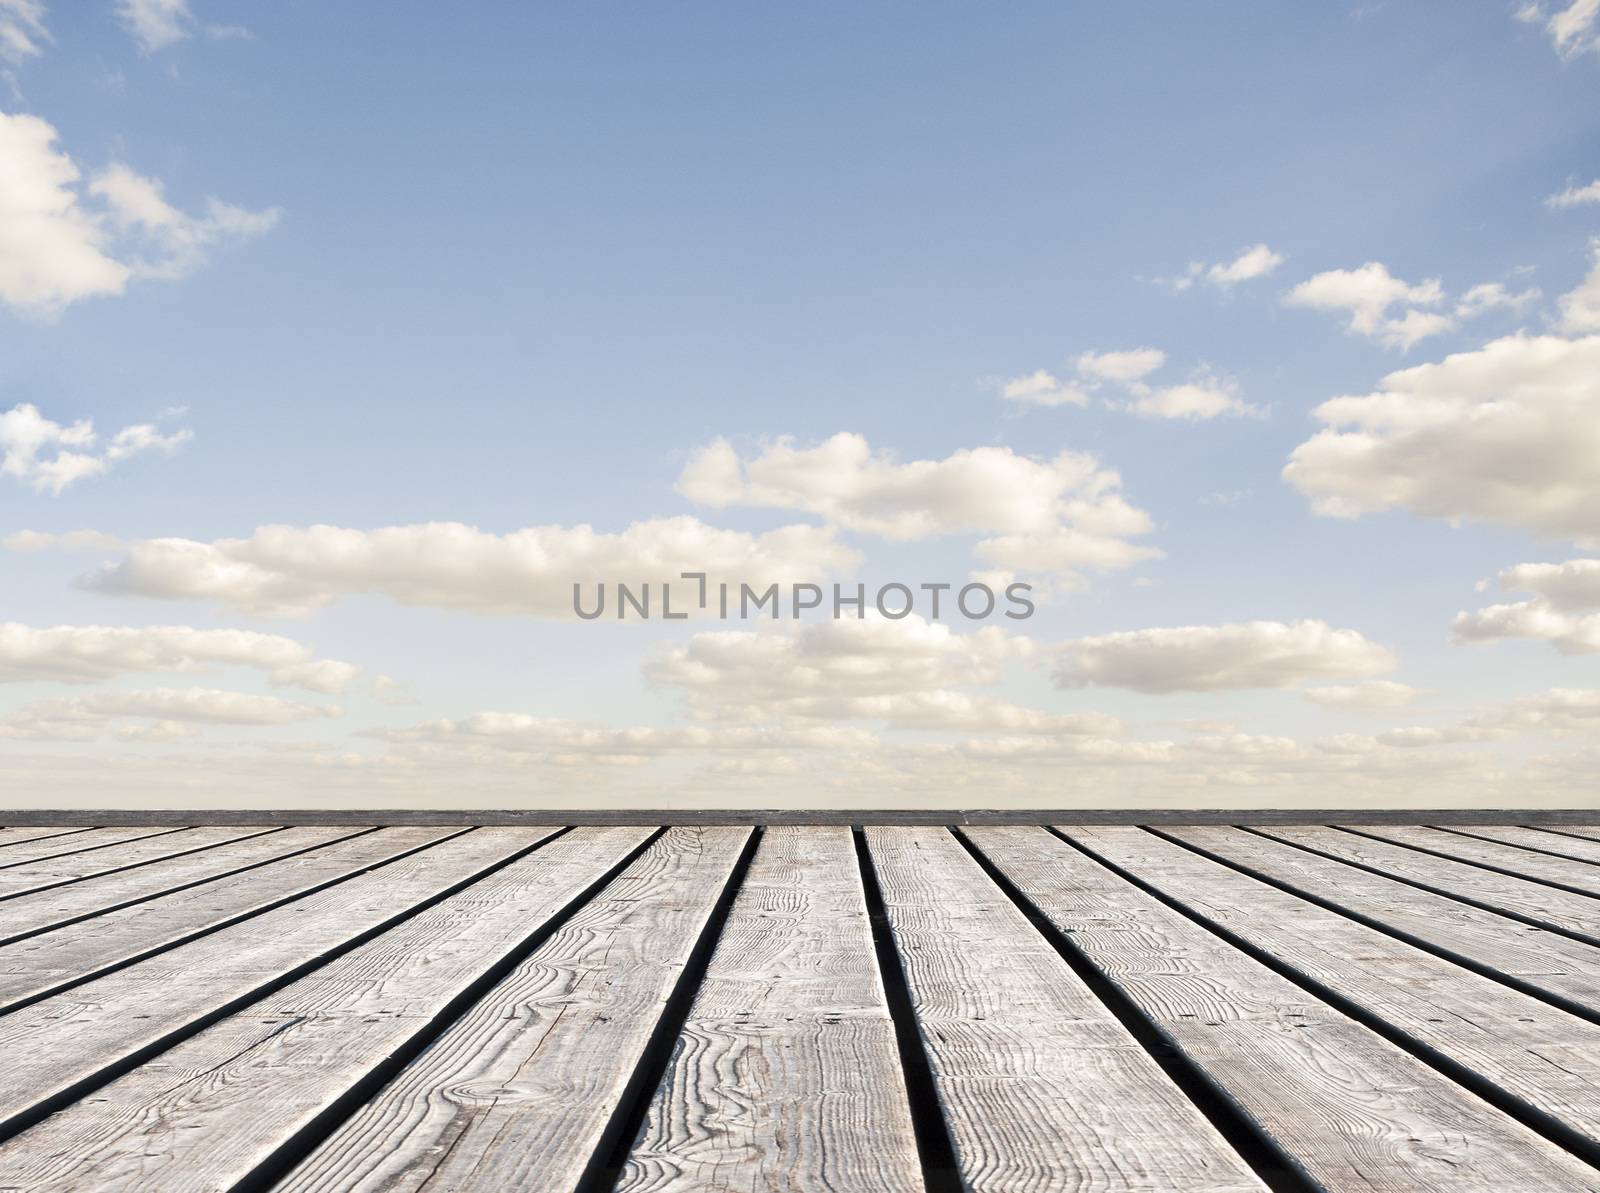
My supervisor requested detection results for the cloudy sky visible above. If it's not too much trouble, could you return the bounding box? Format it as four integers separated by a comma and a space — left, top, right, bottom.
2, 2, 1599, 810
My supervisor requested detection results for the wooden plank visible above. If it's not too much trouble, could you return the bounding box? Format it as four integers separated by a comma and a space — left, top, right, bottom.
0, 826, 372, 944
864, 827, 1265, 1192
0, 827, 560, 1133
0, 828, 92, 850
1548, 827, 1600, 844
0, 827, 657, 1193
0, 828, 447, 1010
970, 826, 1600, 1193
1260, 826, 1600, 940
1444, 826, 1600, 867
1351, 825, 1600, 892
1163, 826, 1600, 1014
263, 828, 749, 1193
1069, 826, 1600, 1150
0, 827, 185, 870
0, 827, 279, 900
617, 826, 923, 1193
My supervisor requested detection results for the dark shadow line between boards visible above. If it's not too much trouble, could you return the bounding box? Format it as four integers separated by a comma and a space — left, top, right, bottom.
950, 826, 1322, 1193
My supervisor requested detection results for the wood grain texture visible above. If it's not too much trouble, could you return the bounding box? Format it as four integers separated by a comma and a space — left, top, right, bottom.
1350, 825, 1600, 892
617, 825, 923, 1193
1163, 826, 1600, 1014
0, 826, 279, 900
1548, 827, 1600, 844
970, 826, 1600, 1193
0, 827, 446, 1009
865, 827, 1266, 1193
1443, 826, 1600, 867
0, 827, 655, 1193
0, 827, 185, 871
0, 827, 558, 1131
1070, 826, 1600, 1149
1261, 826, 1600, 939
0, 828, 91, 849
274, 826, 750, 1193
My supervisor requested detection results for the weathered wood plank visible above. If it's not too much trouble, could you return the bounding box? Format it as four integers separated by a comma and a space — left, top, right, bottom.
617, 826, 923, 1193
1261, 826, 1600, 940
1162, 826, 1600, 1014
1070, 826, 1600, 1151
1548, 827, 1600, 845
0, 827, 280, 900
0, 827, 185, 871
0, 827, 367, 944
970, 826, 1600, 1192
0, 827, 656, 1193
0, 828, 92, 850
865, 827, 1265, 1192
0, 828, 445, 1009
0, 827, 559, 1133
272, 827, 750, 1193
1351, 825, 1600, 892
1443, 826, 1600, 867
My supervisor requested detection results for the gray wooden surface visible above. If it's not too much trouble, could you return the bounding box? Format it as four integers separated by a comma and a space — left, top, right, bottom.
865, 826, 1266, 1192
0, 821, 1597, 1191
618, 825, 923, 1193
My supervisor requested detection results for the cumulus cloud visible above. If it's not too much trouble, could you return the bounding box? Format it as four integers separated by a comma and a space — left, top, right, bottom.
0, 0, 47, 65
18, 517, 857, 618
643, 615, 1117, 735
998, 348, 1254, 420
1517, 0, 1600, 58
368, 675, 420, 707
0, 111, 276, 315
116, 0, 191, 52
1455, 281, 1540, 320
1558, 239, 1600, 333
1053, 619, 1396, 693
1283, 333, 1600, 543
998, 369, 1089, 408
678, 433, 1159, 580
0, 686, 339, 741
1, 402, 190, 493
1453, 559, 1600, 653
0, 622, 360, 692
1302, 680, 1422, 710
1467, 687, 1600, 735
1284, 262, 1451, 349
1165, 243, 1285, 292
1547, 179, 1600, 209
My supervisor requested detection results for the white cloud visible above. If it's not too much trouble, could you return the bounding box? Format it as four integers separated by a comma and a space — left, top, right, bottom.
1547, 179, 1600, 209
1283, 333, 1600, 543
0, 0, 46, 65
0, 686, 340, 741
1167, 243, 1286, 292
369, 675, 420, 707
1302, 680, 1421, 710
90, 164, 280, 281
644, 615, 1106, 735
1076, 347, 1167, 384
1053, 619, 1396, 693
27, 517, 858, 618
1558, 239, 1600, 333
1, 402, 191, 493
0, 111, 276, 316
1454, 281, 1540, 319
1284, 262, 1451, 349
116, 0, 191, 52
0, 622, 360, 692
1453, 559, 1600, 653
678, 433, 1159, 580
999, 349, 1253, 420
1519, 0, 1600, 57
998, 369, 1089, 408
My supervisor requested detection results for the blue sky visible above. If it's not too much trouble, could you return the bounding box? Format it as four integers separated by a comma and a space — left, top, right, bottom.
2, 1, 1599, 808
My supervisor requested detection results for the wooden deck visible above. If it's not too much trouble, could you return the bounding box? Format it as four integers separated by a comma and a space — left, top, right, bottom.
0, 823, 1598, 1190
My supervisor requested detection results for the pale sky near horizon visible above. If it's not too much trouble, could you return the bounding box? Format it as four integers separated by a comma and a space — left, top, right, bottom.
2, 1, 1599, 809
